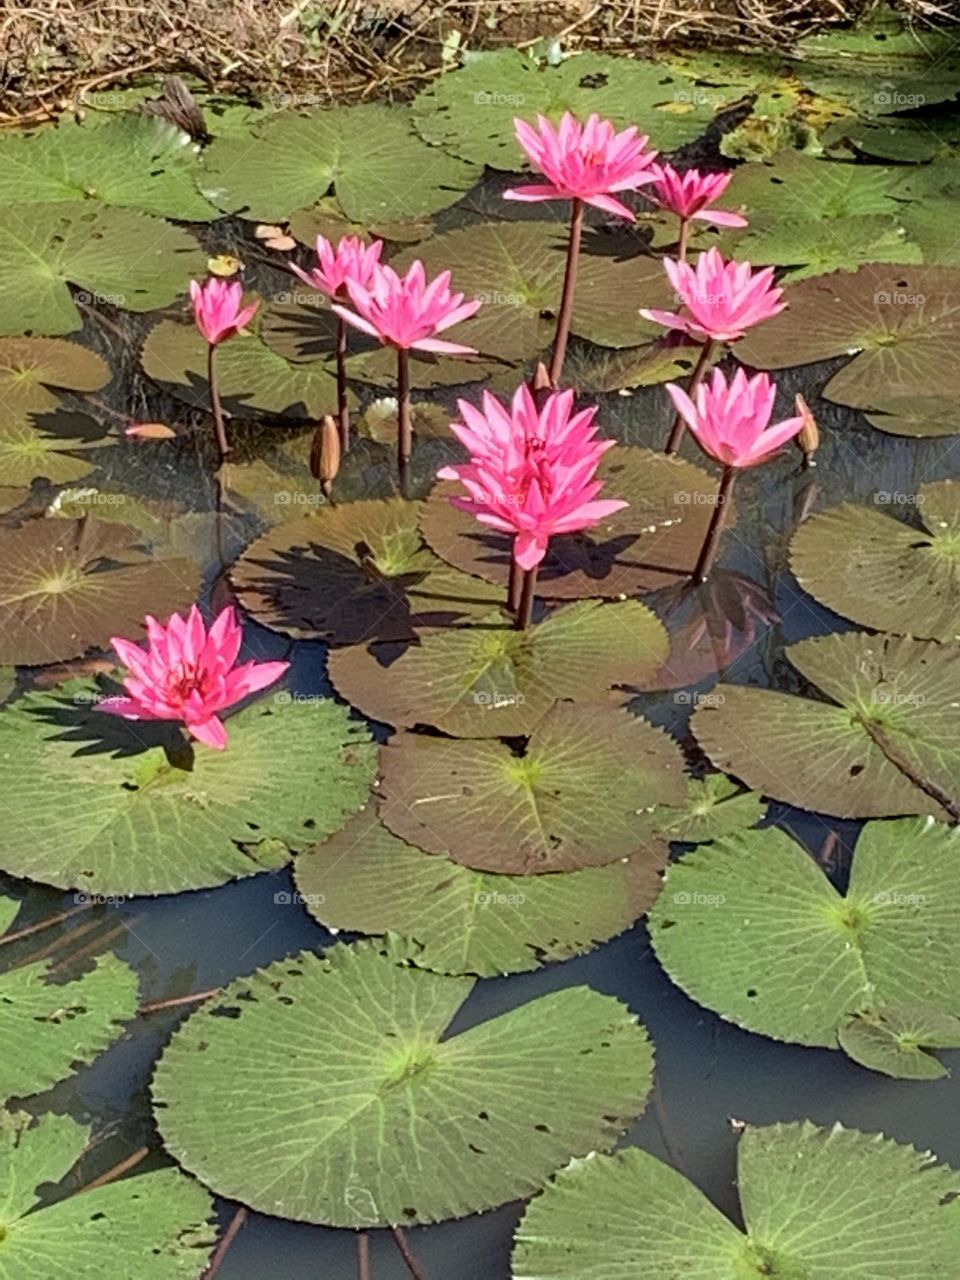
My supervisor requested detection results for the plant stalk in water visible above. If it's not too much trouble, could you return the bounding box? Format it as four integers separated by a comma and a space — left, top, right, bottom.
516, 564, 539, 630
336, 314, 350, 451
550, 197, 583, 384
397, 347, 412, 489
693, 464, 736, 583
357, 1232, 371, 1280
207, 343, 230, 460
665, 338, 713, 455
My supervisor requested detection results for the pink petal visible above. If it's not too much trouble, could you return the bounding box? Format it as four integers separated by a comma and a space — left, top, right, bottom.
188, 716, 229, 750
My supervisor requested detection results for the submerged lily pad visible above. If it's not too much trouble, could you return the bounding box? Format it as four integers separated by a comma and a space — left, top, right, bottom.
153, 936, 654, 1226
0, 203, 205, 336
513, 1120, 960, 1279
649, 817, 960, 1072
0, 518, 200, 665
0, 1111, 216, 1278
865, 396, 959, 438
328, 600, 668, 737
838, 1004, 960, 1081
693, 631, 960, 820
421, 448, 735, 599
231, 501, 503, 644
378, 702, 685, 873
0, 116, 218, 220
0, 897, 139, 1103
0, 337, 109, 417
0, 685, 375, 895
294, 809, 665, 977
655, 773, 767, 844
790, 482, 960, 642
411, 51, 714, 169
0, 412, 111, 485
199, 104, 479, 222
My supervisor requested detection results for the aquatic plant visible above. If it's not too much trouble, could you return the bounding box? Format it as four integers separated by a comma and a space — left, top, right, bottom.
647, 162, 748, 261
190, 276, 259, 458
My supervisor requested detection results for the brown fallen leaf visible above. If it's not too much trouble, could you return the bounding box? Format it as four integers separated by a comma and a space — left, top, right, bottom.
255, 224, 286, 241
125, 422, 177, 441
264, 235, 297, 252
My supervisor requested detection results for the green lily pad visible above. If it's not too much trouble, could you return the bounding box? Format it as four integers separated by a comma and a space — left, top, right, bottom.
0, 683, 375, 895
561, 336, 713, 393
328, 599, 668, 737
0, 203, 205, 337
865, 397, 959, 438
897, 199, 960, 269
152, 936, 654, 1226
725, 152, 904, 225
0, 518, 200, 666
838, 1004, 960, 1081
231, 500, 504, 644
513, 1120, 960, 1279
421, 448, 735, 599
823, 114, 960, 163
0, 412, 111, 486
732, 216, 919, 283
649, 817, 960, 1071
220, 434, 329, 522
737, 266, 960, 413
655, 773, 767, 844
199, 104, 479, 223
0, 896, 139, 1103
0, 1111, 216, 1278
0, 337, 109, 417
141, 318, 342, 419
411, 50, 714, 170
378, 702, 685, 873
693, 631, 960, 820
294, 809, 666, 977
0, 116, 218, 220
287, 197, 434, 248
358, 398, 451, 444
790, 482, 960, 642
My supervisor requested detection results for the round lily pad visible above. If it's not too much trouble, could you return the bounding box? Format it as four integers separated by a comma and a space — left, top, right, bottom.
655, 773, 767, 844
0, 337, 109, 418
725, 152, 904, 226
693, 631, 960, 820
0, 896, 139, 1103
0, 412, 111, 486
731, 216, 919, 284
0, 683, 375, 895
0, 518, 200, 666
421, 448, 735, 599
838, 1004, 960, 1081
513, 1120, 960, 1279
865, 396, 959, 438
231, 501, 504, 644
152, 936, 655, 1226
0, 1111, 216, 1279
378, 702, 685, 873
328, 599, 668, 737
790, 482, 960, 642
0, 203, 206, 337
199, 104, 479, 223
294, 809, 665, 977
649, 816, 960, 1072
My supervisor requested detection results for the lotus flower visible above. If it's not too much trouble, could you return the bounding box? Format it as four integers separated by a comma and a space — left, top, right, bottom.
505, 112, 658, 221
98, 605, 289, 750
666, 367, 805, 468
190, 278, 259, 345
440, 385, 627, 571
648, 164, 748, 229
641, 248, 785, 343
290, 234, 383, 301
332, 260, 481, 354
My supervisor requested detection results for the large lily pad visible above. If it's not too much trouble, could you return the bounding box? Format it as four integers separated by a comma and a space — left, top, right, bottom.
153, 936, 654, 1226
731, 216, 919, 284
0, 412, 111, 486
378, 702, 685, 873
0, 683, 375, 895
0, 203, 205, 336
287, 198, 434, 249
0, 518, 200, 666
0, 1111, 216, 1278
199, 104, 479, 223
231, 501, 503, 644
0, 116, 218, 220
649, 817, 960, 1073
693, 631, 960, 820
513, 1121, 960, 1279
0, 338, 109, 417
328, 599, 669, 737
0, 897, 139, 1103
294, 809, 665, 977
421, 448, 735, 599
737, 267, 960, 413
411, 51, 714, 169
725, 152, 904, 225
141, 318, 341, 419
790, 482, 960, 642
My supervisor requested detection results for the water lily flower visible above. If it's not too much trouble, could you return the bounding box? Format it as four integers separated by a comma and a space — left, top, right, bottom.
290, 234, 383, 302
648, 164, 748, 230
98, 605, 289, 750
641, 247, 785, 344
190, 277, 259, 345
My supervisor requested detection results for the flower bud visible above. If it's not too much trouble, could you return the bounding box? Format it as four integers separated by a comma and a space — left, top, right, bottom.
530, 361, 554, 410
794, 393, 819, 467
311, 414, 341, 495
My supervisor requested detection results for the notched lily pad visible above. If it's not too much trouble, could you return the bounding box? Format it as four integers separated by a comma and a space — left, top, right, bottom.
0, 337, 109, 417
655, 773, 767, 843
839, 1004, 960, 1081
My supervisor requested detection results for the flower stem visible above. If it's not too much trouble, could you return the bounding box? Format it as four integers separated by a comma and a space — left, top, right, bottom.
549, 196, 583, 385
390, 1227, 430, 1280
693, 465, 736, 583
207, 342, 230, 460
516, 564, 539, 630
678, 216, 691, 264
336, 314, 350, 452
507, 558, 522, 614
665, 337, 714, 456
357, 1233, 371, 1280
397, 345, 412, 491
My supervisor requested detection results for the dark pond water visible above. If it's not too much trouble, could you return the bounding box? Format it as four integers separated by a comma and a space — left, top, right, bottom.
4, 171, 959, 1279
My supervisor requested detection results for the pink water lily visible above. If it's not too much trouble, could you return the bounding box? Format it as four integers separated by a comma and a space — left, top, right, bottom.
505, 112, 658, 221
333, 260, 481, 354
648, 164, 748, 229
642, 248, 785, 343
290, 234, 383, 301
98, 605, 289, 750
667, 367, 805, 469
190, 278, 259, 345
